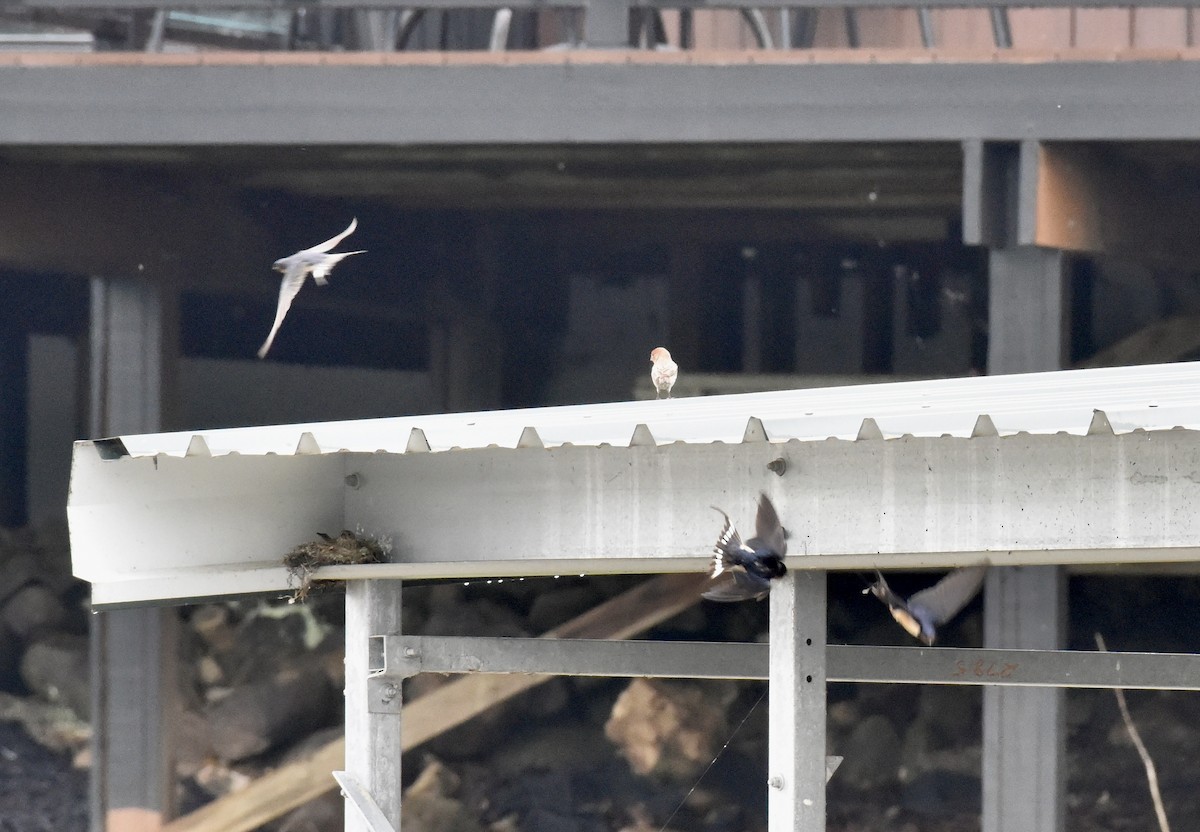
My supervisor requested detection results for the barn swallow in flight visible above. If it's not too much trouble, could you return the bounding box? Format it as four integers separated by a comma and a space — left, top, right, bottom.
257, 218, 366, 358
865, 563, 988, 645
702, 493, 787, 602
649, 347, 678, 399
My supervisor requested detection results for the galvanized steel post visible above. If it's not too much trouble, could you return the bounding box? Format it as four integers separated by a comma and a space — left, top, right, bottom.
768, 570, 827, 832
345, 580, 405, 832
87, 275, 179, 832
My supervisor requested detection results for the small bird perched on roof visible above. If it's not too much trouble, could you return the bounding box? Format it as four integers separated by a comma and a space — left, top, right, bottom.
649, 346, 678, 399
864, 563, 988, 645
702, 493, 788, 602
258, 218, 366, 359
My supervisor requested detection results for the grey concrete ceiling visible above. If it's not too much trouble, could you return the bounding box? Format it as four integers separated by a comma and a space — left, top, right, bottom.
0, 142, 963, 210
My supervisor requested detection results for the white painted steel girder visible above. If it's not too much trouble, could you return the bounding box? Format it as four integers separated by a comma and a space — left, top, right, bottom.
69, 450, 345, 606
71, 424, 1200, 607
69, 365, 1200, 606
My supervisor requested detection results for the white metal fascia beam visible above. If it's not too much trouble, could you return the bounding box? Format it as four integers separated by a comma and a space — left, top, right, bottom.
71, 427, 1200, 607
69, 450, 345, 606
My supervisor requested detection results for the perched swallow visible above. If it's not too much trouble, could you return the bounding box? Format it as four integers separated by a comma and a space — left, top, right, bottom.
649, 347, 678, 399
257, 218, 366, 359
702, 493, 788, 602
865, 563, 987, 645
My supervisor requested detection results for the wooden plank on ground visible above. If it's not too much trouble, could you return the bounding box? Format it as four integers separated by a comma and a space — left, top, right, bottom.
162, 572, 709, 832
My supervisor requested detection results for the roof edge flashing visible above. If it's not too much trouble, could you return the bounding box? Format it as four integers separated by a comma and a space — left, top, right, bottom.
91, 437, 131, 460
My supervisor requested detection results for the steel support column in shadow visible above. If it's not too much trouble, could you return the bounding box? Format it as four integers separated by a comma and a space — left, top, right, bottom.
88, 276, 179, 832
0, 280, 29, 527
984, 242, 1069, 832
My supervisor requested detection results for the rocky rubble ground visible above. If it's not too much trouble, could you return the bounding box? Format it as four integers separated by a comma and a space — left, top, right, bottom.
3, 523, 1200, 832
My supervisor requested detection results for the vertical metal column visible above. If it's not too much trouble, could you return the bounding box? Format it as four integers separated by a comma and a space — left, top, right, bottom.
916, 9, 936, 47
0, 282, 28, 526
427, 222, 505, 413
93, 611, 178, 832
983, 567, 1067, 832
585, 0, 629, 46
984, 246, 1068, 832
768, 570, 827, 832
667, 240, 705, 376
742, 249, 763, 374
345, 580, 405, 832
88, 276, 178, 832
986, 247, 1069, 376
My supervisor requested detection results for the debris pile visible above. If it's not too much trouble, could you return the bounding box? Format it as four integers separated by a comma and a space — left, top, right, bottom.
2, 527, 1200, 832
177, 595, 345, 789
0, 523, 90, 759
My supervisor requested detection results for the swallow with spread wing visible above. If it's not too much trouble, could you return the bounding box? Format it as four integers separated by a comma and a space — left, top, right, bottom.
702, 493, 788, 602
258, 218, 366, 359
865, 563, 988, 645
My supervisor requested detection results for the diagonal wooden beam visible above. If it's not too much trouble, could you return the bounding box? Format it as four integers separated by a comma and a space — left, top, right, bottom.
1075, 313, 1200, 369
162, 572, 709, 832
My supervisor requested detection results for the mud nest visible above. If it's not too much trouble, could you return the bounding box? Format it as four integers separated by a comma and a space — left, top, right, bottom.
283, 530, 390, 601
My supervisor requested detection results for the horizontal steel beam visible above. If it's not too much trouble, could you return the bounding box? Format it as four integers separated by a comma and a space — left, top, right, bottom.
85, 546, 1200, 607
373, 634, 763, 680
368, 635, 1200, 695
71, 428, 1200, 606
313, 546, 1200, 578
13, 59, 1200, 145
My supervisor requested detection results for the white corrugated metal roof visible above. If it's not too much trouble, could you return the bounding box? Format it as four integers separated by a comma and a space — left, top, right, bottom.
70, 362, 1200, 606
108, 362, 1200, 458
